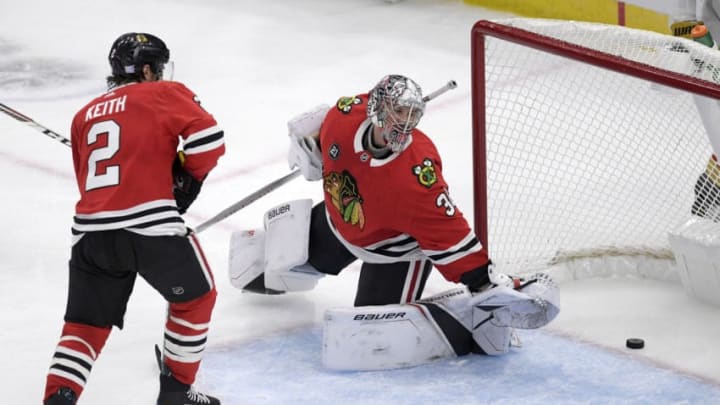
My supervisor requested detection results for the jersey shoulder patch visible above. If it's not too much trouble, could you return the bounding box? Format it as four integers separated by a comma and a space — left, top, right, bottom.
412, 157, 438, 189
335, 95, 363, 114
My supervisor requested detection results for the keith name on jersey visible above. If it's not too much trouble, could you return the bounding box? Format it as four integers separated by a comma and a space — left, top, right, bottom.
85, 94, 127, 122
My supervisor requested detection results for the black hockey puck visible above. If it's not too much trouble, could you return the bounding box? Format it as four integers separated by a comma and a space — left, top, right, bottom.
626, 338, 644, 349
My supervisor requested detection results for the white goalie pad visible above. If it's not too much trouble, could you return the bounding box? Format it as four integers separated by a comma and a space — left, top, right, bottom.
669, 216, 720, 307
228, 229, 265, 290
420, 287, 512, 356
322, 304, 455, 371
263, 199, 324, 292
470, 272, 560, 330
287, 104, 331, 139
322, 287, 514, 370
472, 319, 512, 356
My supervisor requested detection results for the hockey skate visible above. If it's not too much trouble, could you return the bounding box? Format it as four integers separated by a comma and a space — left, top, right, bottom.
44, 387, 77, 405
157, 358, 220, 405
469, 268, 560, 330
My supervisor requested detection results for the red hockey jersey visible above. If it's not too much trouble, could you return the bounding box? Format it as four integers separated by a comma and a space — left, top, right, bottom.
70, 81, 224, 236
318, 93, 488, 283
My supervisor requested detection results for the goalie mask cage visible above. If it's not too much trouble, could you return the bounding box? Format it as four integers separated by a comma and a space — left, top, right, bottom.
471, 18, 720, 276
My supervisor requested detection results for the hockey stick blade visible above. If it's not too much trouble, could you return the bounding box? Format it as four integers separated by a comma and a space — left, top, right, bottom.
0, 102, 72, 147
193, 169, 302, 233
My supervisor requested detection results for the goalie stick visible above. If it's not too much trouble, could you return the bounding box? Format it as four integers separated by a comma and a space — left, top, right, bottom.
422, 79, 457, 103
193, 169, 301, 233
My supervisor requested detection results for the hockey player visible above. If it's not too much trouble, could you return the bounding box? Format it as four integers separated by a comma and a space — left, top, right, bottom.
43, 33, 225, 404
230, 74, 559, 369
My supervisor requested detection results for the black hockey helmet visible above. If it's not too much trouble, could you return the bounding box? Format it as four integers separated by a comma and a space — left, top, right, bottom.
108, 32, 170, 78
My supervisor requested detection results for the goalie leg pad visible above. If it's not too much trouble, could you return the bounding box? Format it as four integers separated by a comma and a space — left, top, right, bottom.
228, 229, 266, 290
322, 304, 456, 371
228, 199, 324, 293
322, 287, 516, 370
263, 199, 324, 292
472, 319, 512, 356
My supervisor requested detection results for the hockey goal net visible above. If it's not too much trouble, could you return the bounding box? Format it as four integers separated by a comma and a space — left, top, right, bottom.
472, 18, 720, 277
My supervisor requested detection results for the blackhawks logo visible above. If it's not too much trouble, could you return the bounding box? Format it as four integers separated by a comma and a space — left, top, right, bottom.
413, 158, 437, 188
323, 170, 365, 229
336, 95, 362, 114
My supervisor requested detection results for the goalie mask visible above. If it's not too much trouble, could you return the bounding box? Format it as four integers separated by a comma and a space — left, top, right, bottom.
108, 32, 171, 80
367, 75, 426, 152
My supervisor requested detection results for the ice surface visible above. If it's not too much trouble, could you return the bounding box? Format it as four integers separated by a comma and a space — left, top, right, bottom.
1, 0, 719, 404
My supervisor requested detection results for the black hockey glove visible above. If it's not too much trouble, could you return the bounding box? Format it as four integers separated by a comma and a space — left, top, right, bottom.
172, 153, 204, 215
459, 260, 492, 293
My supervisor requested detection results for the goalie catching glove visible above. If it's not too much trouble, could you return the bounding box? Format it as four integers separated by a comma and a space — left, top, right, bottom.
287, 104, 330, 181
172, 151, 204, 214
470, 266, 560, 330
458, 261, 560, 329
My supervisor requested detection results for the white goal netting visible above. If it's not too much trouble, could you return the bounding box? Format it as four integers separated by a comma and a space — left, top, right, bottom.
476, 18, 720, 277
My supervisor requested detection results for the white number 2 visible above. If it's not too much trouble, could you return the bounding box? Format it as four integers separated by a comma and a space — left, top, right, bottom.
85, 120, 120, 191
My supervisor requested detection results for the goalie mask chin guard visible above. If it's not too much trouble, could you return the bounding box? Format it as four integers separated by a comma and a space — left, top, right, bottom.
367, 74, 426, 152
108, 32, 171, 80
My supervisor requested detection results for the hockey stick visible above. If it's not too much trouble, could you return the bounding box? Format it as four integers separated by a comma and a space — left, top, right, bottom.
192, 79, 459, 233
0, 102, 72, 147
193, 169, 301, 233
422, 80, 457, 102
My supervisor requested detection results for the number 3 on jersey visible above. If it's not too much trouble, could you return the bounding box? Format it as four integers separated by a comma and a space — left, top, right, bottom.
85, 120, 120, 191
436, 191, 456, 216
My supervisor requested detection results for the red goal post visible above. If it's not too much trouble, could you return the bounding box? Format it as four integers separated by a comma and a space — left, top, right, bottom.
470, 18, 720, 276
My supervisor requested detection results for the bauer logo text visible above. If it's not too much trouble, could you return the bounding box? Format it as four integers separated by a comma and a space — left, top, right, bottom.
267, 204, 290, 220
353, 312, 406, 321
